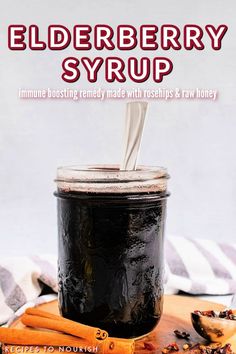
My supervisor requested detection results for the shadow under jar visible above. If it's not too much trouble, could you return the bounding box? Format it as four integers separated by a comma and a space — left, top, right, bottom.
55, 165, 170, 338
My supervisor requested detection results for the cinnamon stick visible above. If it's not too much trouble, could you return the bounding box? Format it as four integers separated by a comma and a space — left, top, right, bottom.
0, 328, 135, 354
25, 307, 108, 340
0, 328, 88, 346
105, 337, 135, 354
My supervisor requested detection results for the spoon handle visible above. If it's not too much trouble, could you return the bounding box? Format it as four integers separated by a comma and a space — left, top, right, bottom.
230, 294, 236, 309
120, 101, 148, 171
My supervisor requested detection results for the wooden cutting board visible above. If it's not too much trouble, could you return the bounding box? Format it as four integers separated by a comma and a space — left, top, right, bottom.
3, 295, 236, 353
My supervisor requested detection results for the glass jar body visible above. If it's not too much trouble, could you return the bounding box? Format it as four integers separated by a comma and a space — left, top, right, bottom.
55, 166, 169, 338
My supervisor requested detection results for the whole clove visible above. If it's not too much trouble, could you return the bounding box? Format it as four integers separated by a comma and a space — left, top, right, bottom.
174, 330, 190, 340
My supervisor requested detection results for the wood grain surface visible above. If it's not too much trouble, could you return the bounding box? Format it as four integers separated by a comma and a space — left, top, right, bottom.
4, 295, 236, 353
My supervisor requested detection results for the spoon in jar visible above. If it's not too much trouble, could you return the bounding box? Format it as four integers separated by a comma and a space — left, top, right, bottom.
191, 295, 236, 343
120, 101, 148, 171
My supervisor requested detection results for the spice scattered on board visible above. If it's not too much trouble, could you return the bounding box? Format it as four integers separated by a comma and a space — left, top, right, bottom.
189, 343, 233, 354
182, 343, 192, 351
161, 341, 233, 354
174, 330, 190, 340
159, 330, 235, 353
162, 342, 179, 353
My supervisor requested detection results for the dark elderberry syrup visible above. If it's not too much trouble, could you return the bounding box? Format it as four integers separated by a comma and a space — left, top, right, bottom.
55, 166, 169, 338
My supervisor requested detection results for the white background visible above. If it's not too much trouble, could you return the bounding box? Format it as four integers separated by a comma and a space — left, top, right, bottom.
0, 0, 236, 255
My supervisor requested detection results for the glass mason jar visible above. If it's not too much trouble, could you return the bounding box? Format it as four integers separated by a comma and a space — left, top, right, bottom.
55, 165, 169, 338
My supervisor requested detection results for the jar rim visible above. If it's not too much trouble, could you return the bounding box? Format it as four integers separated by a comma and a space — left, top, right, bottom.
55, 164, 169, 194
55, 164, 169, 183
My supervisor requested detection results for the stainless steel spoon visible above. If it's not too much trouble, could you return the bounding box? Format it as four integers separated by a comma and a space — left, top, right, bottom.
191, 295, 236, 343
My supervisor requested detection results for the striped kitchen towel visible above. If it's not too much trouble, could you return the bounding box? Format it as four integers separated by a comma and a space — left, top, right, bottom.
0, 255, 57, 325
1, 236, 236, 325
165, 236, 236, 295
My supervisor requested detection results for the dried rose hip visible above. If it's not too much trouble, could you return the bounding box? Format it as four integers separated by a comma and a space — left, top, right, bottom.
216, 343, 233, 354
219, 309, 236, 320
162, 342, 179, 353
195, 308, 236, 321
192, 343, 233, 354
194, 310, 216, 317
